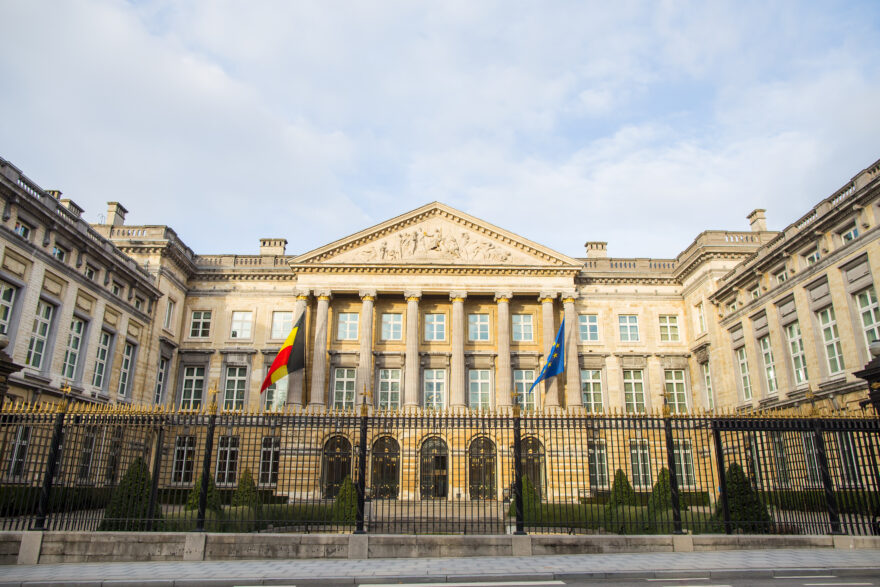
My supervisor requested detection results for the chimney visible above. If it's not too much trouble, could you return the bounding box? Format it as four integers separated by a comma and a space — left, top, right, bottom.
106, 202, 128, 227
747, 209, 767, 232
584, 241, 608, 258
260, 238, 287, 256
47, 189, 62, 199
59, 199, 84, 218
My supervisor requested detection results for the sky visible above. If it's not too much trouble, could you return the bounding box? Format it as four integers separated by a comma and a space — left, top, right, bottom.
1, 1, 879, 260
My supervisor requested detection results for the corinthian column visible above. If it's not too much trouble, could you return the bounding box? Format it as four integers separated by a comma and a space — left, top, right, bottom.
450, 291, 467, 409
308, 291, 331, 410
289, 291, 310, 406
495, 292, 512, 407
404, 291, 421, 408
357, 290, 376, 401
540, 292, 560, 409
563, 294, 583, 411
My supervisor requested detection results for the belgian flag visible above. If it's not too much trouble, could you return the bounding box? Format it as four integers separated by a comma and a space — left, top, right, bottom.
259, 313, 306, 393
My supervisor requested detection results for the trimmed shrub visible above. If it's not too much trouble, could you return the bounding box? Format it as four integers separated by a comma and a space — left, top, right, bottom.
718, 463, 771, 533
99, 457, 159, 531
331, 476, 358, 523
607, 469, 637, 509
185, 474, 222, 513
647, 468, 688, 514
232, 467, 259, 509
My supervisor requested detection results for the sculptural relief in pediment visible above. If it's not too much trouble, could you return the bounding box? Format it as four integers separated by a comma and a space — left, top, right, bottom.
330, 220, 530, 265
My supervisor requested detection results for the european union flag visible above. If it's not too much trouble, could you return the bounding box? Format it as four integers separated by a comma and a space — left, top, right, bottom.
528, 319, 565, 394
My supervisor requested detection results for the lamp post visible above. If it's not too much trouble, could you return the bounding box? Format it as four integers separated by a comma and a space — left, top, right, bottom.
853, 341, 880, 416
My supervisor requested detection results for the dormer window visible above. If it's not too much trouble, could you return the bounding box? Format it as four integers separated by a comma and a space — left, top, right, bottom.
775, 269, 788, 285
750, 287, 760, 300
804, 247, 820, 266
840, 225, 859, 243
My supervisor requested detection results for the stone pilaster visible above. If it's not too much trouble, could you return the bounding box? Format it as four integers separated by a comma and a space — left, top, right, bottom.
540, 292, 560, 409
450, 292, 467, 409
308, 291, 331, 409
563, 294, 583, 412
495, 292, 512, 407
288, 291, 310, 406
357, 290, 376, 399
404, 291, 421, 408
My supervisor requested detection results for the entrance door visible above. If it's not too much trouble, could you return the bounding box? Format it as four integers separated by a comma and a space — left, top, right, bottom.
420, 437, 448, 499
321, 436, 352, 499
468, 437, 496, 500
370, 436, 400, 499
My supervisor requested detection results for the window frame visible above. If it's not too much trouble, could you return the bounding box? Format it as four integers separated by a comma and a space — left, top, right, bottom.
179, 365, 206, 410
61, 316, 87, 380
817, 306, 845, 375
189, 310, 212, 339
468, 368, 491, 410
785, 321, 809, 386
513, 369, 536, 411
332, 367, 356, 409
578, 314, 599, 342
229, 310, 253, 340
0, 280, 17, 337
618, 314, 640, 342
380, 313, 403, 341
658, 315, 680, 342
758, 335, 778, 395
270, 310, 293, 340
424, 313, 446, 342
377, 368, 401, 410
736, 346, 752, 401
623, 369, 646, 414
337, 312, 359, 341
117, 341, 137, 399
91, 330, 114, 390
223, 365, 249, 411
512, 313, 534, 342
423, 368, 446, 409
580, 369, 603, 413
26, 299, 55, 370
467, 313, 490, 342
664, 369, 688, 413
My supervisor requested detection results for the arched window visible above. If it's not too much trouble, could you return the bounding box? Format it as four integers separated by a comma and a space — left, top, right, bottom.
321, 436, 352, 499
419, 437, 448, 499
370, 436, 400, 499
521, 437, 545, 500
468, 437, 496, 500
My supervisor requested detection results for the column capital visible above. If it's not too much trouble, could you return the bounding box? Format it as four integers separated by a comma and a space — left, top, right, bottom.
450, 291, 467, 303
295, 289, 310, 301
538, 292, 557, 303
561, 292, 577, 305
494, 291, 513, 302
359, 289, 377, 301
404, 290, 422, 301
315, 290, 332, 301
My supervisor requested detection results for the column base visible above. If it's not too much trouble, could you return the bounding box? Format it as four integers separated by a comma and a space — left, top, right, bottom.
305, 402, 326, 414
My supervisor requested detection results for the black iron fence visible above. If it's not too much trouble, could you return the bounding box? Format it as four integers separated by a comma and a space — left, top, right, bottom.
1, 403, 878, 536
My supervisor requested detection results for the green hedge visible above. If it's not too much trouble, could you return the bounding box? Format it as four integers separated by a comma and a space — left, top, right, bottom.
760, 489, 880, 515
580, 489, 709, 507
0, 485, 113, 516
160, 503, 334, 532
158, 487, 287, 506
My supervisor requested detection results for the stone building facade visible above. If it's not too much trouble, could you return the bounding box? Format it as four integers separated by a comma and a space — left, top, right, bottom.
1, 155, 879, 417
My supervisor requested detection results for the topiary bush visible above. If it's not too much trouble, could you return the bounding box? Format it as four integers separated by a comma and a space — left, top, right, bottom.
99, 457, 160, 531
647, 467, 688, 514
232, 467, 259, 510
331, 476, 358, 523
607, 469, 637, 509
718, 463, 771, 533
186, 474, 222, 513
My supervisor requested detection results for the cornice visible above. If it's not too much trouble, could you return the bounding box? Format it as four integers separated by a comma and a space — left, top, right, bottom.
290, 263, 580, 277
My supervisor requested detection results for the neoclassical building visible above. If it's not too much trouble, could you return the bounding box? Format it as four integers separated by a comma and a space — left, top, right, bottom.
1, 155, 879, 416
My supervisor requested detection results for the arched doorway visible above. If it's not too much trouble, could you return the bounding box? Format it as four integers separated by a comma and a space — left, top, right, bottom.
370, 436, 400, 499
468, 437, 496, 500
521, 437, 545, 500
321, 436, 352, 499
419, 437, 448, 499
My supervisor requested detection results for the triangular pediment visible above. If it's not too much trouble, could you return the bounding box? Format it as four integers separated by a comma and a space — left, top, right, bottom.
291, 203, 581, 268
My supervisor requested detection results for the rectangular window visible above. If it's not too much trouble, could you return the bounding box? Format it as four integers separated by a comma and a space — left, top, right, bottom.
513, 369, 536, 411
512, 314, 534, 342
468, 314, 490, 341
111, 282, 122, 297
332, 367, 356, 409
664, 369, 688, 413
588, 439, 609, 490
771, 432, 790, 488
61, 317, 86, 379
77, 426, 98, 482
26, 300, 54, 369
180, 366, 205, 410
579, 314, 599, 342
215, 435, 239, 485
84, 265, 97, 281
623, 369, 646, 414
837, 431, 859, 486
259, 436, 281, 486
0, 281, 16, 335
424, 369, 446, 409
759, 335, 778, 394
696, 303, 706, 333
775, 270, 788, 285
104, 427, 124, 484
468, 369, 490, 410
92, 331, 112, 388
154, 357, 169, 404
190, 310, 211, 338
337, 312, 359, 340
271, 311, 293, 339
5, 426, 30, 479
618, 315, 639, 342
13, 221, 32, 239
803, 434, 822, 487
223, 366, 248, 410
750, 287, 760, 300
817, 307, 845, 374
856, 286, 880, 347
377, 368, 401, 409
673, 440, 695, 487
117, 343, 135, 398
727, 301, 738, 313
424, 314, 446, 341
230, 311, 252, 339
380, 313, 402, 341
736, 347, 752, 401
659, 315, 679, 342
580, 369, 603, 413
702, 363, 715, 411
134, 296, 144, 311
786, 322, 809, 385
264, 375, 288, 411
51, 245, 67, 262
172, 436, 196, 484
164, 299, 176, 330
841, 225, 859, 243
629, 439, 652, 489
804, 247, 820, 266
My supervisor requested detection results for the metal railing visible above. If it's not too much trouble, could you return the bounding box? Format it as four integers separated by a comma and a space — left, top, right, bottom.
1, 402, 878, 536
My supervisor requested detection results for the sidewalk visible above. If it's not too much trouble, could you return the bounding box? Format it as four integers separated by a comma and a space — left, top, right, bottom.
1, 548, 879, 586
